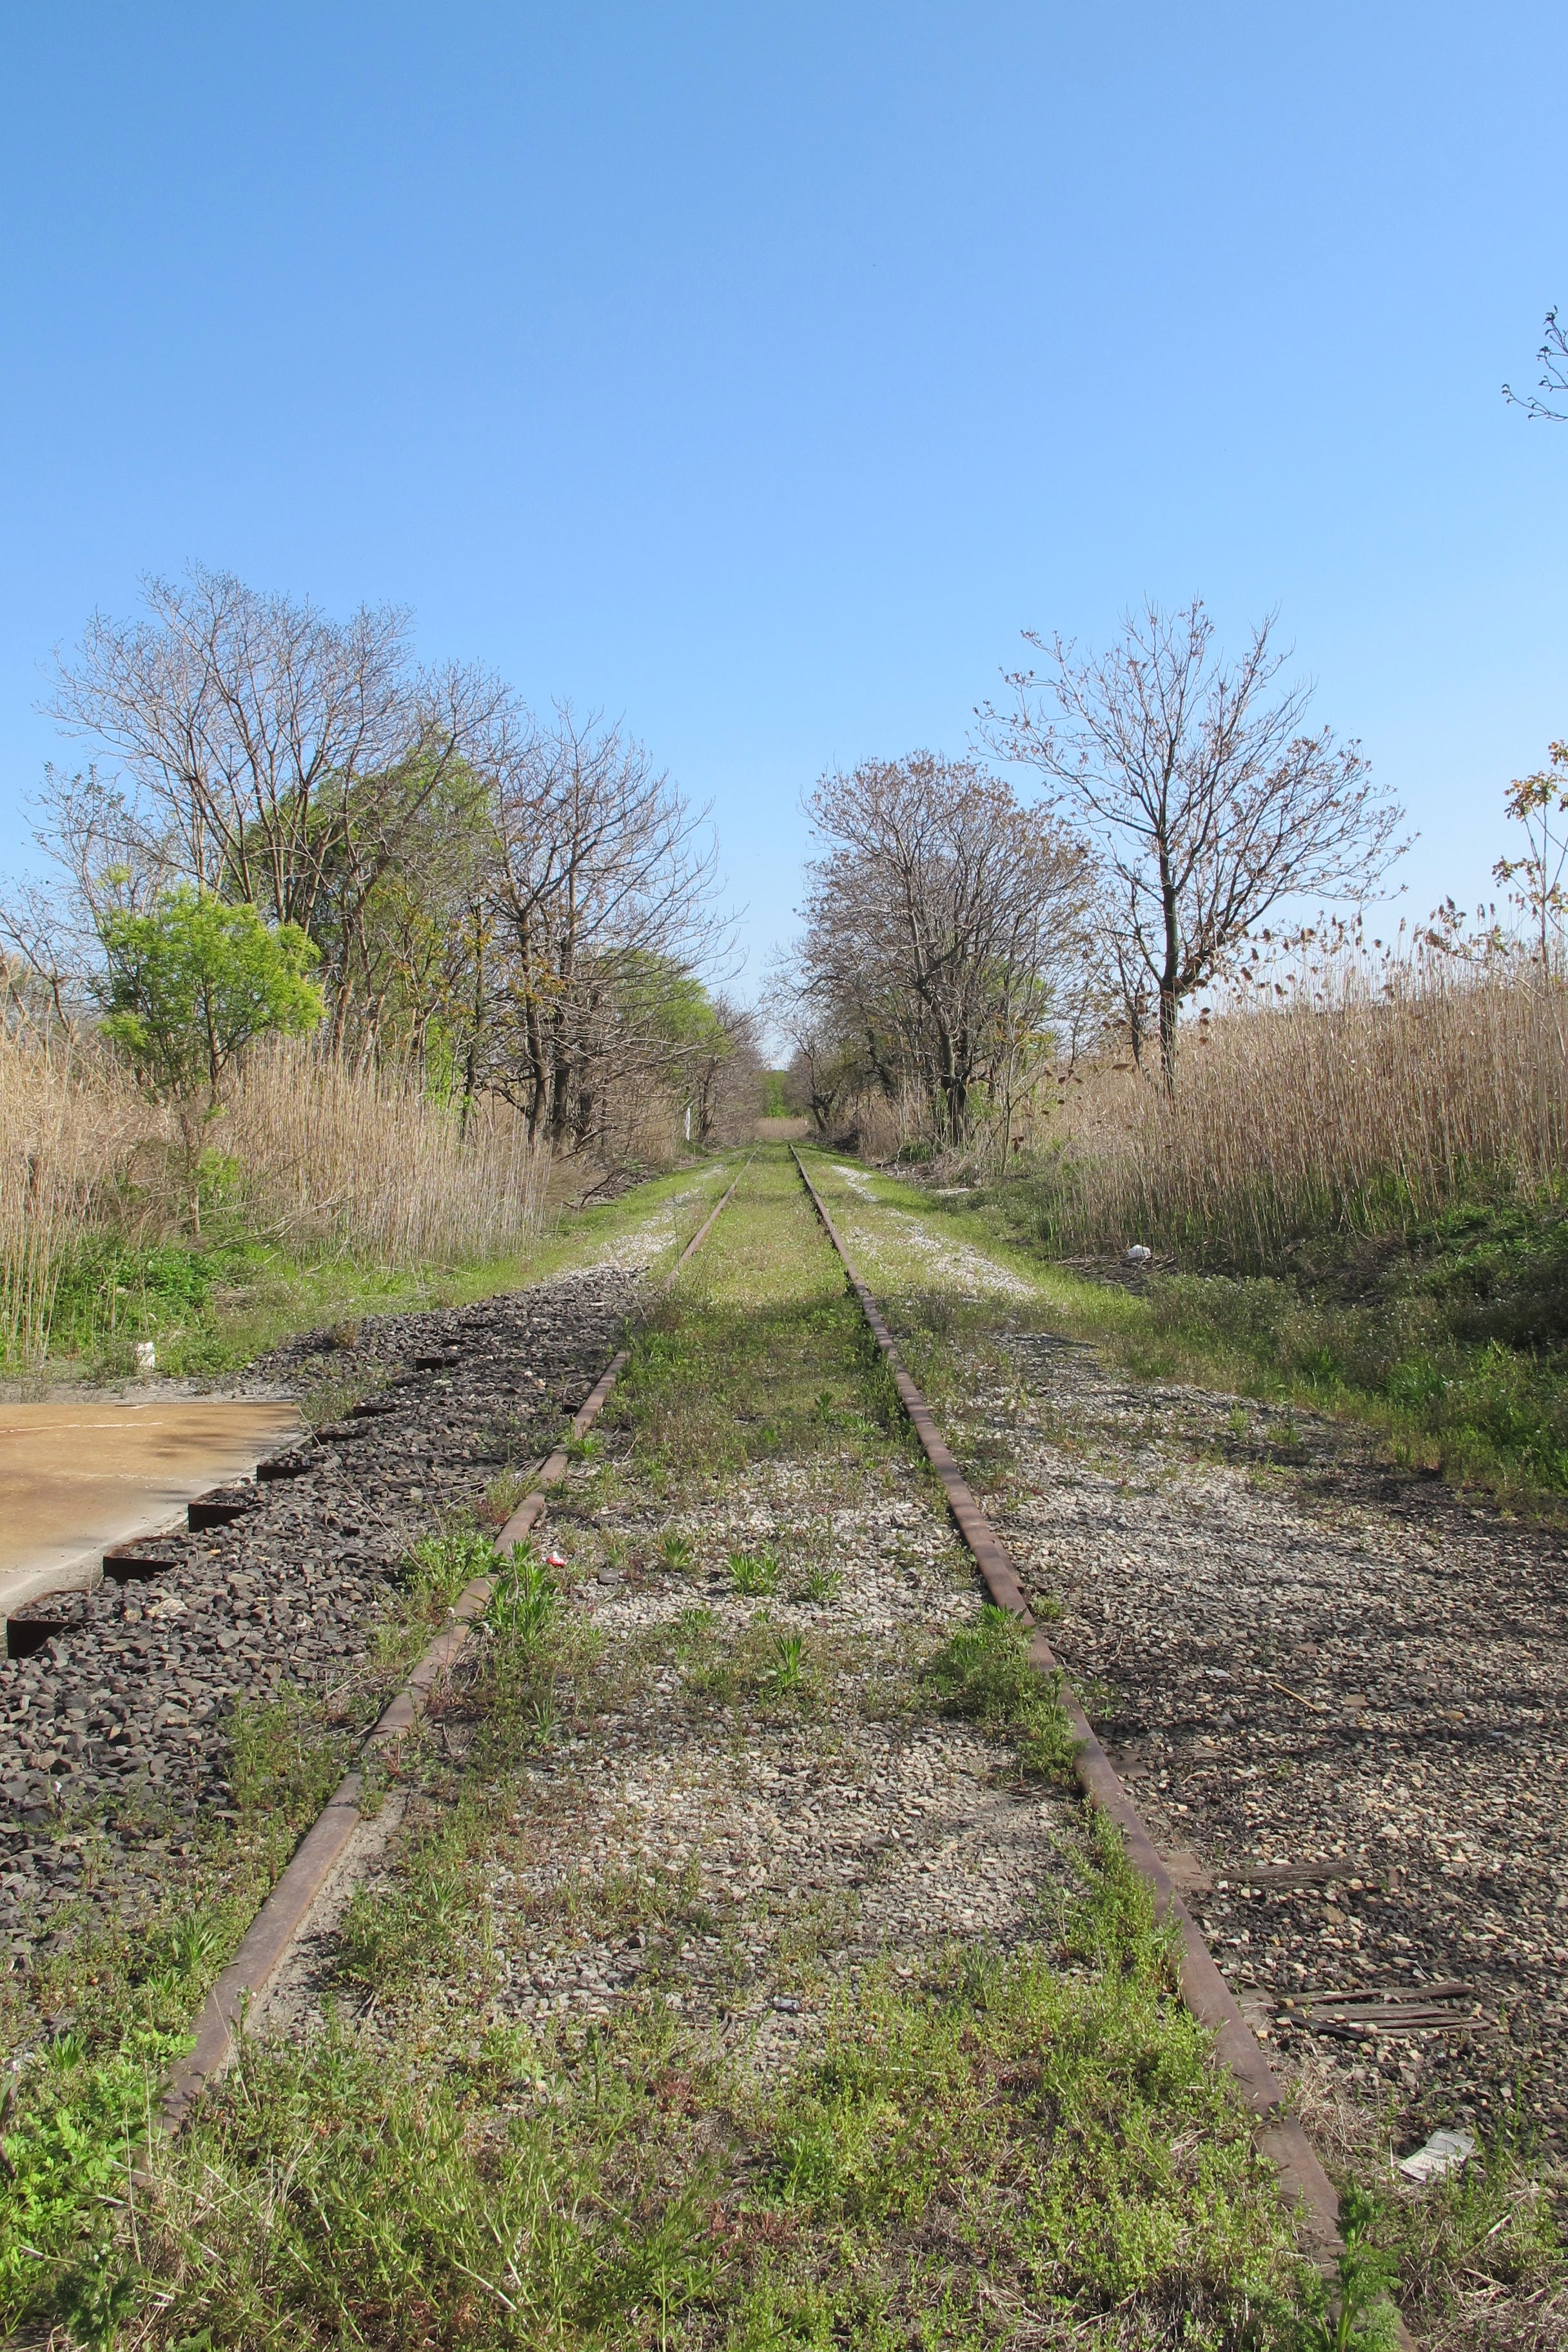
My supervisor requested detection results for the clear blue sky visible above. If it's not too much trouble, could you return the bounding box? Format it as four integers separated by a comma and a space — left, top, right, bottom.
3, 3, 1565, 998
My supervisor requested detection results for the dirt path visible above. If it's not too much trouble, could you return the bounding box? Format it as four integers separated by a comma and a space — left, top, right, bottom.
805, 1159, 1568, 2168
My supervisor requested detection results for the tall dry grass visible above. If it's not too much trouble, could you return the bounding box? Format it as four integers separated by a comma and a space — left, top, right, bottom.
0, 1034, 146, 1360
0, 1032, 550, 1363
225, 1045, 549, 1264
1039, 957, 1568, 1262
843, 1082, 931, 1163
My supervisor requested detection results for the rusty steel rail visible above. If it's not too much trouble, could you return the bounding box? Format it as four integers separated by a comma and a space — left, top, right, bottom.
788, 1146, 1397, 2319
162, 1157, 752, 2134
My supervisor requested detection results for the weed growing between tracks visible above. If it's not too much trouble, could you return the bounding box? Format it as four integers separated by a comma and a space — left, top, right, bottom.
92, 1148, 1346, 2347
133, 1868, 1313, 2352
0, 1514, 520, 2334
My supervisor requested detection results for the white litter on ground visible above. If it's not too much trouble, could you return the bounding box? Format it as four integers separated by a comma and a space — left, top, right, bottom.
1397, 2127, 1476, 2183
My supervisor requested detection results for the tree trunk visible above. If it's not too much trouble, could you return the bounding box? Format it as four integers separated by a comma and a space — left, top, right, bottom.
1159, 867, 1181, 1095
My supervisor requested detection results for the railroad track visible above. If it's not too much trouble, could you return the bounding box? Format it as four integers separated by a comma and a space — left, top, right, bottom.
3, 1146, 1435, 2342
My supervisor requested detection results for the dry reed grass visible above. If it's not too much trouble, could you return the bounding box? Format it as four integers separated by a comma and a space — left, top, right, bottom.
0, 1034, 146, 1360
0, 1032, 551, 1364
224, 1043, 549, 1264
839, 1082, 930, 1162
1038, 957, 1568, 1260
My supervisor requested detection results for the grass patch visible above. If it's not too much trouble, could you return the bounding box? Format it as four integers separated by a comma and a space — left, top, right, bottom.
0, 1685, 359, 2337
1360, 2128, 1567, 2343
602, 1146, 918, 1503
23, 1155, 742, 1386
812, 1146, 1568, 1511
988, 1161, 1568, 1502
922, 1603, 1081, 1780
109, 1824, 1326, 2349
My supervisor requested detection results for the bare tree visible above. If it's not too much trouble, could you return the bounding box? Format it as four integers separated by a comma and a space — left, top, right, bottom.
15, 574, 737, 1174
778, 1017, 859, 1135
980, 600, 1404, 1090
1504, 310, 1568, 421
686, 995, 765, 1146
45, 567, 514, 1044
485, 708, 729, 1153
795, 754, 1094, 1148
1495, 741, 1568, 972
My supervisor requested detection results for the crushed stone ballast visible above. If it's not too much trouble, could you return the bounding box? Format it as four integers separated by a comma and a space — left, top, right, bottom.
789, 1148, 1411, 2340
161, 1156, 752, 2128
0, 1271, 640, 1956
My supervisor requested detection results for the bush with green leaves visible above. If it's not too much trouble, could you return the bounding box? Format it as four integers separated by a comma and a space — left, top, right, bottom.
0, 2028, 188, 2334
99, 885, 324, 1102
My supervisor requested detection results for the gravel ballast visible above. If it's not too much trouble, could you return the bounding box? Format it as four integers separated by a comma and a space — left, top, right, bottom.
801, 1160, 1568, 2173
302, 1469, 1076, 2061
974, 1329, 1568, 2157
0, 1268, 639, 1952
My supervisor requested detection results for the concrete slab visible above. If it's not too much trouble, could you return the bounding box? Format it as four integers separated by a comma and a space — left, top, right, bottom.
0, 1399, 304, 1618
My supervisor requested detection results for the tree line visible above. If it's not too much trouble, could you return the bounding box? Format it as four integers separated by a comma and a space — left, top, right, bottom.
2, 567, 761, 1161
4, 569, 1417, 1175
783, 598, 1404, 1151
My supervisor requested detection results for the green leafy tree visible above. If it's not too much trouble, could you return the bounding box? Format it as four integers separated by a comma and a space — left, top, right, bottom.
100, 887, 324, 1097
98, 887, 324, 1228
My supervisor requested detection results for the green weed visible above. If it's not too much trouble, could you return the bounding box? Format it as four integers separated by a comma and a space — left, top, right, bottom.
658, 1527, 695, 1573
484, 1544, 558, 1648
226, 1690, 352, 1834
0, 2028, 187, 2329
728, 1546, 780, 1596
922, 1604, 1081, 1779
405, 1520, 504, 1604
792, 1561, 842, 1605
763, 1631, 807, 1695
1293, 2184, 1401, 2348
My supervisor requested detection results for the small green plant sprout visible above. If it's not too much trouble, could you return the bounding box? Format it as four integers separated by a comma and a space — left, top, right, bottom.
158, 1913, 224, 1979
601, 1531, 630, 1573
812, 1389, 838, 1422
764, 1631, 807, 1696
658, 1527, 695, 1573
923, 1605, 1080, 1779
524, 1689, 559, 1746
672, 1605, 716, 1653
564, 1429, 603, 1464
729, 1546, 780, 1597
486, 1546, 559, 1650
792, 1560, 842, 1605
1295, 2184, 1401, 2350
407, 1523, 504, 1604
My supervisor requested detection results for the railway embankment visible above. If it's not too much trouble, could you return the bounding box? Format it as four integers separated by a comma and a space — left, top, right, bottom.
4, 1146, 1561, 2344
